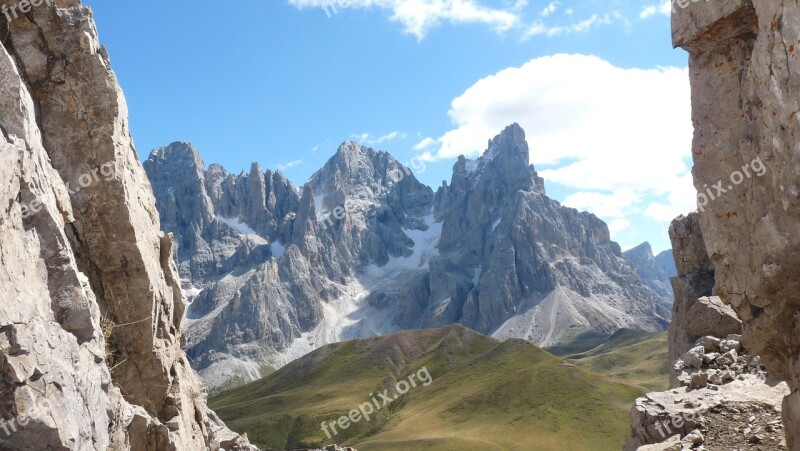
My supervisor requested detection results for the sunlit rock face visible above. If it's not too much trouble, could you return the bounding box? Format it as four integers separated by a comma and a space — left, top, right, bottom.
673, 0, 800, 446
0, 1, 253, 449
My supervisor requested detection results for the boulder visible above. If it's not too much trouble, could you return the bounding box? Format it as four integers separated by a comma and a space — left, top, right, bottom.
684, 297, 742, 338
690, 373, 709, 390
683, 346, 706, 369
635, 434, 682, 451
720, 339, 742, 354
717, 350, 739, 367
695, 336, 721, 352
703, 353, 720, 365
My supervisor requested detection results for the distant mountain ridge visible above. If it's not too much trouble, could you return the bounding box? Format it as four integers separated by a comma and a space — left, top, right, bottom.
144, 124, 670, 392
622, 242, 677, 303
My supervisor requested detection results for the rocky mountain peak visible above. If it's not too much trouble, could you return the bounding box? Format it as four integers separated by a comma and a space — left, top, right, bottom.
486, 122, 528, 163
448, 123, 545, 201
146, 141, 208, 193
623, 242, 677, 303
627, 242, 655, 259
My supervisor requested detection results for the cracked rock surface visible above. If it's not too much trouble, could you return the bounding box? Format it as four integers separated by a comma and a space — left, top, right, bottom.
0, 1, 254, 449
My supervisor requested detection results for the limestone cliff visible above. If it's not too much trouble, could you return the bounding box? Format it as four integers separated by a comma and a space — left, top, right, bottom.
0, 1, 253, 449
673, 0, 800, 447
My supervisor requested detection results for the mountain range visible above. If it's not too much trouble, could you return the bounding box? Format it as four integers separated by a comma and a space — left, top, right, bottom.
143, 124, 672, 392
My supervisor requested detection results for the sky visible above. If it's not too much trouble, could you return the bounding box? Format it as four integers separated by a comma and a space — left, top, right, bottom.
82, 0, 693, 253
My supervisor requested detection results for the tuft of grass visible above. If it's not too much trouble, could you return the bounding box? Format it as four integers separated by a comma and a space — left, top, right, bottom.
99, 313, 117, 367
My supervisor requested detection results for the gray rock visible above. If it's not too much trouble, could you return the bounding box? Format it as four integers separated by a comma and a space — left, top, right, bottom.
683, 429, 705, 446
690, 372, 709, 389
695, 336, 721, 352
684, 296, 742, 338
0, 3, 254, 449
720, 339, 743, 354
636, 434, 682, 451
717, 350, 739, 366
703, 352, 721, 364
667, 213, 716, 388
683, 346, 706, 369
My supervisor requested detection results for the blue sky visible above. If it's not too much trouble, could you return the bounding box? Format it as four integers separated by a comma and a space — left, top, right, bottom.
83, 0, 691, 253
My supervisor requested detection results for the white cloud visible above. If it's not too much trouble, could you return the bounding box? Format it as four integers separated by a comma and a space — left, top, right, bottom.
640, 1, 671, 19
562, 189, 640, 218
288, 0, 521, 40
608, 218, 632, 237
414, 137, 438, 150
540, 1, 559, 17
374, 131, 406, 143
311, 144, 320, 153
644, 172, 698, 222
277, 159, 304, 171
523, 12, 615, 39
354, 131, 407, 145
426, 53, 694, 227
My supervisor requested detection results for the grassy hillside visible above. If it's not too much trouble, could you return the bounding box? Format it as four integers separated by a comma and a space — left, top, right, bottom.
210, 325, 650, 451
560, 329, 669, 392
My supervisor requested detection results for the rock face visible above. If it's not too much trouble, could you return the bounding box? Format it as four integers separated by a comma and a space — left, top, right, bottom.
0, 2, 253, 449
146, 123, 670, 392
666, 214, 718, 387
626, 213, 789, 450
672, 0, 800, 447
623, 242, 677, 303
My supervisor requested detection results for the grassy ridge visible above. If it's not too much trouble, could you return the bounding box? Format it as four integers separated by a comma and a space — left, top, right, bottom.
211, 325, 661, 450
563, 329, 669, 392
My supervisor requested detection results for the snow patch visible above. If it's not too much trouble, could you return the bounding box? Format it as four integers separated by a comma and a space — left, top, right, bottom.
216, 215, 267, 245
217, 215, 257, 235
364, 213, 443, 279
269, 279, 398, 367
472, 266, 483, 286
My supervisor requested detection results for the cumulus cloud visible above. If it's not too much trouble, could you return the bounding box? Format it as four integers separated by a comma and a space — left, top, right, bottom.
427, 53, 694, 226
287, 0, 521, 40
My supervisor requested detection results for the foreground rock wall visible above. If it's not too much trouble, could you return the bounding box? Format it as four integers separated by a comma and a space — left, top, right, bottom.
0, 1, 253, 449
673, 0, 800, 447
